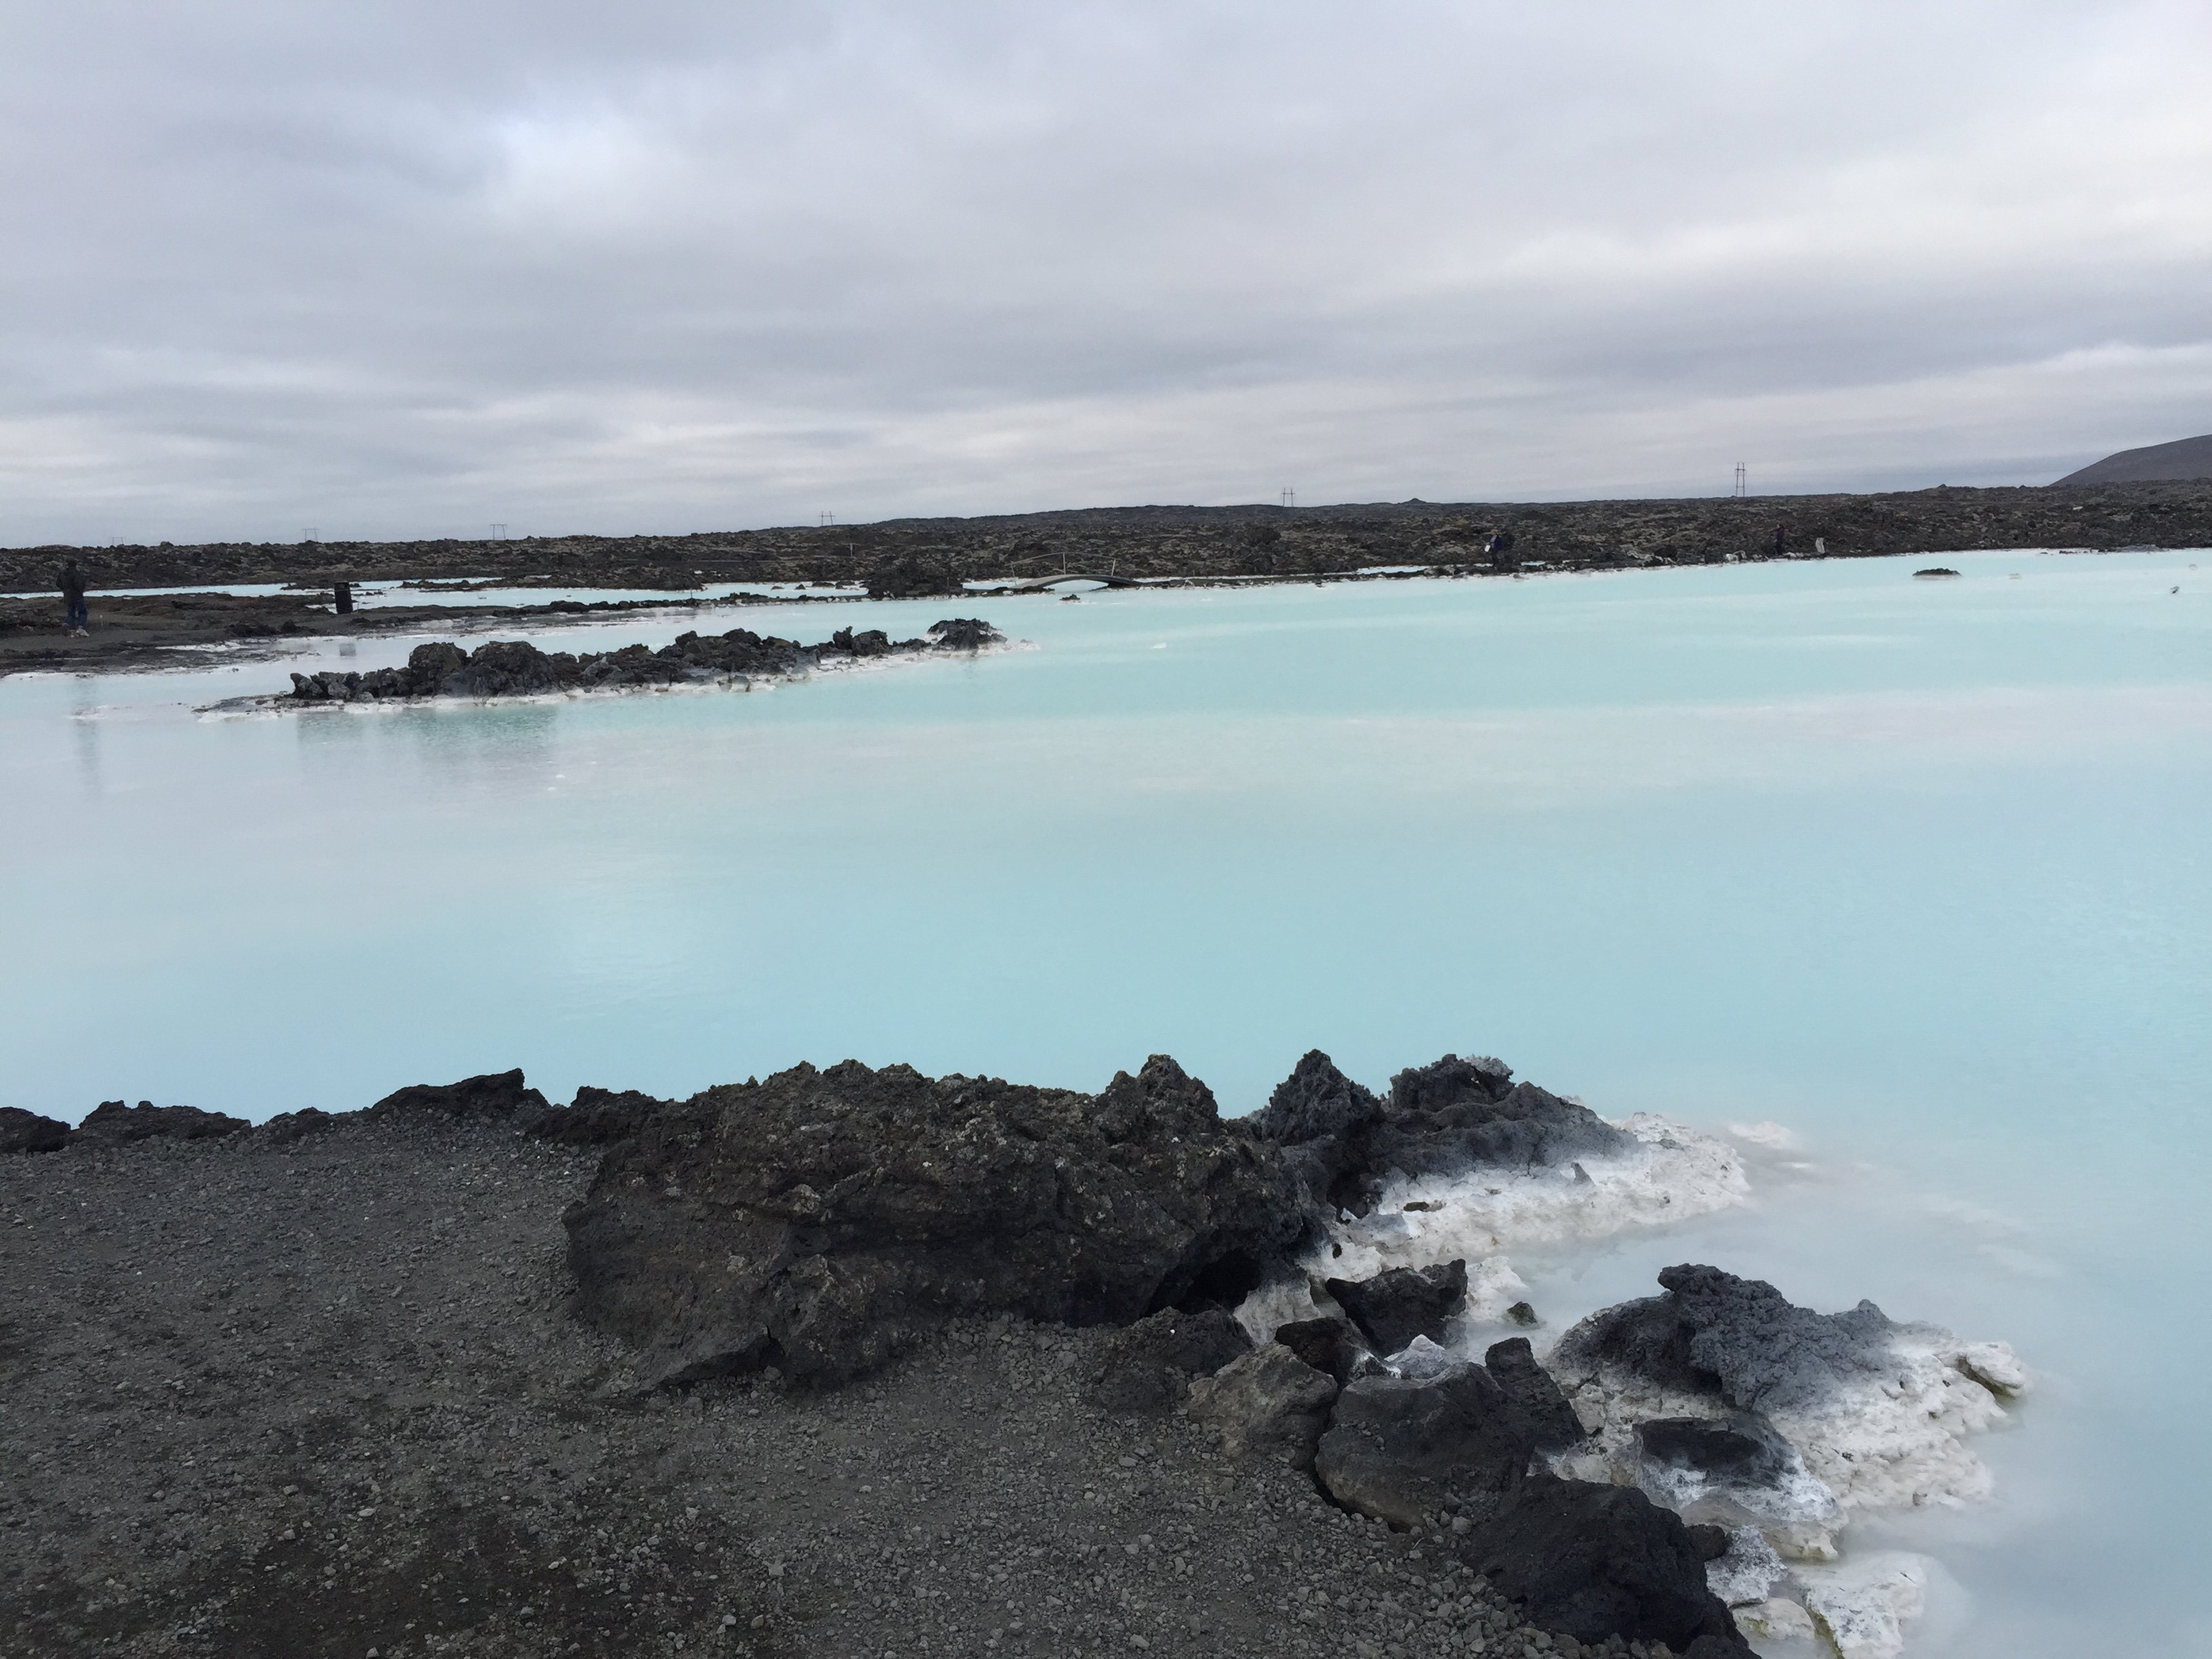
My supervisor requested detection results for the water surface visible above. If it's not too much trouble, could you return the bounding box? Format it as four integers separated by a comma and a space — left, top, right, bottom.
3, 548, 2206, 1654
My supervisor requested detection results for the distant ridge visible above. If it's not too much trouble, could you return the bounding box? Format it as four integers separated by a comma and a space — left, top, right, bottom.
2054, 432, 2212, 486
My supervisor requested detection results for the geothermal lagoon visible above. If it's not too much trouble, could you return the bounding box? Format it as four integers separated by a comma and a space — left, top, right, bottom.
4, 548, 2207, 1656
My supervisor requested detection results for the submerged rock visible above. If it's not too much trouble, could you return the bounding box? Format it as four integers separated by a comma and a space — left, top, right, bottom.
562, 1056, 1308, 1387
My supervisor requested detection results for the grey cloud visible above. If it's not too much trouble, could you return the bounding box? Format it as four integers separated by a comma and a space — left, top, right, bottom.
2, 1, 2207, 544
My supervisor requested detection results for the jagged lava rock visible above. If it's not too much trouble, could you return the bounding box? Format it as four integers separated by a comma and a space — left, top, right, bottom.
1557, 1262, 1898, 1416
531, 1084, 668, 1147
366, 1068, 552, 1127
287, 619, 1003, 704
73, 1100, 249, 1144
1456, 1473, 1753, 1654
1483, 1336, 1585, 1450
562, 1056, 1307, 1387
1248, 1048, 1631, 1215
1086, 1305, 1251, 1413
1184, 1343, 1340, 1468
0, 1107, 72, 1153
1551, 1263, 2026, 1538
1326, 1258, 1469, 1354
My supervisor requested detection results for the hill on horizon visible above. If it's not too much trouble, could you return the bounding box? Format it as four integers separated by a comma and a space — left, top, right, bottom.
2054, 432, 2212, 486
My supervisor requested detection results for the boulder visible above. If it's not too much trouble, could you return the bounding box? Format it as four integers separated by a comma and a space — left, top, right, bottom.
562, 1056, 1309, 1387
1326, 1259, 1469, 1355
1313, 1366, 1532, 1527
1185, 1343, 1338, 1468
73, 1100, 249, 1144
367, 1069, 552, 1127
1087, 1306, 1252, 1414
1456, 1473, 1752, 1653
1483, 1336, 1584, 1450
926, 618, 1003, 651
1272, 1315, 1366, 1385
0, 1106, 71, 1153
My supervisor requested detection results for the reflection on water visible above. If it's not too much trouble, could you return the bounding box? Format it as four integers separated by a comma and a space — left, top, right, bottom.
69, 687, 102, 796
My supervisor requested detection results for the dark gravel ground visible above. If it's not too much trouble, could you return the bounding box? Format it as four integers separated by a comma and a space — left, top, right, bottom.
1, 1121, 1669, 1659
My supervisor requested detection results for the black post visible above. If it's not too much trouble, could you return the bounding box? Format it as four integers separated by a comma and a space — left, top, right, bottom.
334, 581, 353, 615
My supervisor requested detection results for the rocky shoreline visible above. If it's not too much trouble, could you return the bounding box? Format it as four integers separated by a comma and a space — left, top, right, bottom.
1, 1054, 2026, 1658
267, 619, 1002, 708
5, 481, 2209, 599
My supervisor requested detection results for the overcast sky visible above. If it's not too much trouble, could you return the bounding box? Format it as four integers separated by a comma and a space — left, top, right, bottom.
3, 2, 2207, 544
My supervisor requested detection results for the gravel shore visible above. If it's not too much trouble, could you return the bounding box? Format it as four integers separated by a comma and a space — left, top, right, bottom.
1, 1119, 1661, 1659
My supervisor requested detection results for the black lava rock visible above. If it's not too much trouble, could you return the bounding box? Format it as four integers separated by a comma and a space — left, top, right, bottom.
1272, 1316, 1368, 1386
1456, 1473, 1751, 1653
73, 1101, 249, 1144
562, 1056, 1309, 1388
1250, 1049, 1631, 1216
0, 1107, 72, 1153
1483, 1336, 1586, 1451
1086, 1305, 1252, 1413
1553, 1262, 1900, 1416
1313, 1366, 1533, 1527
1326, 1259, 1469, 1355
1637, 1414, 1797, 1488
366, 1069, 552, 1127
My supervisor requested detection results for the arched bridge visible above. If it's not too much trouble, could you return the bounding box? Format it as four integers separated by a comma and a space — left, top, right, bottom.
996, 571, 1144, 592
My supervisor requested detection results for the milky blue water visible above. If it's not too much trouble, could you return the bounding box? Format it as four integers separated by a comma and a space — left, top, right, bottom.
3, 550, 2206, 1654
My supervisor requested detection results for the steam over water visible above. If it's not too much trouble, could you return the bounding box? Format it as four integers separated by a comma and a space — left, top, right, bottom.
3, 548, 2207, 1654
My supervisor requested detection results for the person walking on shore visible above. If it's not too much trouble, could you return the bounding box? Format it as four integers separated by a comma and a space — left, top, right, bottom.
59, 558, 87, 634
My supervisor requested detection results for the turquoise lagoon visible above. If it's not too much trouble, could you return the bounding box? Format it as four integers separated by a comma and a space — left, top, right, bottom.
3, 549, 2207, 1654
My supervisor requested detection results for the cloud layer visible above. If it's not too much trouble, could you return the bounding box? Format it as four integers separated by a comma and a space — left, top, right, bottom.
3, 1, 2208, 543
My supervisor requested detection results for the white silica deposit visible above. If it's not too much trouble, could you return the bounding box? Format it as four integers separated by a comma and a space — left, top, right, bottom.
1332, 1113, 1748, 1273
1233, 1108, 2029, 1658
1233, 1113, 1748, 1345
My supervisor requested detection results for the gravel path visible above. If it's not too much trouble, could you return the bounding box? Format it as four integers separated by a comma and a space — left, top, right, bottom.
1, 1120, 1669, 1659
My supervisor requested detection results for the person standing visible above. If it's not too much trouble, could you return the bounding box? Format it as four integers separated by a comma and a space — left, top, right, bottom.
59, 558, 87, 634
1772, 522, 1788, 558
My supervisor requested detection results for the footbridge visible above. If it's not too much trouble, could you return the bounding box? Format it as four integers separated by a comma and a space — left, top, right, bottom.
994, 571, 1145, 592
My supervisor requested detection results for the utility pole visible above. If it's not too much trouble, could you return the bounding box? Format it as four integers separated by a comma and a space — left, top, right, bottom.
1281, 486, 1296, 509
489, 523, 508, 539
819, 510, 836, 527
1733, 464, 1746, 498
